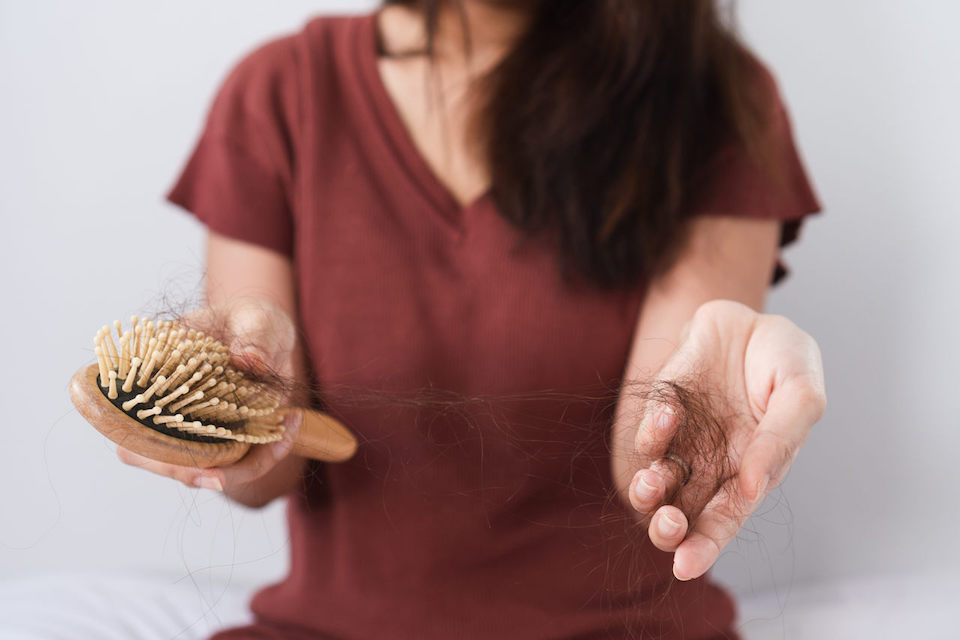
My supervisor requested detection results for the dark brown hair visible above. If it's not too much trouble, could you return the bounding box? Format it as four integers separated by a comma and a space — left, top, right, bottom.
383, 0, 774, 288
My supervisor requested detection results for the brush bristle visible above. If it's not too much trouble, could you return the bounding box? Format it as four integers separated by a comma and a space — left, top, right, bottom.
93, 317, 285, 444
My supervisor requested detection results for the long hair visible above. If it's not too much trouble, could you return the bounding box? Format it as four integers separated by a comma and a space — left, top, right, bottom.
383, 0, 774, 288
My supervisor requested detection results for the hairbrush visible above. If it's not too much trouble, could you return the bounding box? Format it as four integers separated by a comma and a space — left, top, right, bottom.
70, 316, 357, 468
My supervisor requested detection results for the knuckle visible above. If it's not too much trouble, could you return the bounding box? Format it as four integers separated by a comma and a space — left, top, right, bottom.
692, 300, 723, 324
759, 427, 792, 452
715, 493, 750, 523
765, 313, 795, 332
810, 394, 827, 422
694, 299, 753, 324
766, 446, 797, 489
230, 305, 295, 363
792, 380, 827, 422
700, 534, 724, 560
760, 431, 796, 477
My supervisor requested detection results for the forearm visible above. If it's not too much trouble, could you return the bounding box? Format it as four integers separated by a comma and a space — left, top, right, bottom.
205, 232, 315, 508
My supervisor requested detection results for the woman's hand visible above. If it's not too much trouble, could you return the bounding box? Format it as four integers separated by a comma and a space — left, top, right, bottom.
115, 296, 308, 507
626, 299, 826, 581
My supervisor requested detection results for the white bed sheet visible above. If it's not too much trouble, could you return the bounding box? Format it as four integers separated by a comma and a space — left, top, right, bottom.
0, 573, 252, 640
0, 571, 955, 639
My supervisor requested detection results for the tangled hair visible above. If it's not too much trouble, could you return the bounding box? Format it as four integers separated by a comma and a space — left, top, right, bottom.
125, 304, 753, 636
640, 379, 737, 523
382, 0, 775, 288
180, 308, 740, 538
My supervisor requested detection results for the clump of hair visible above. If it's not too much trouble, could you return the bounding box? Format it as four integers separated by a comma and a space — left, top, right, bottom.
640, 379, 738, 526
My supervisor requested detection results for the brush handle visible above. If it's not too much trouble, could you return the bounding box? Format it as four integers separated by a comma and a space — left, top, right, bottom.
288, 409, 358, 463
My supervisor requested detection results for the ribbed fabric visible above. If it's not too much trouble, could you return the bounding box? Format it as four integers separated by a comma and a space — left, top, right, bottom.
166, 12, 819, 639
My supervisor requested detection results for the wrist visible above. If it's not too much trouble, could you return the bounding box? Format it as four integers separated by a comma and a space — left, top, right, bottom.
222, 453, 308, 508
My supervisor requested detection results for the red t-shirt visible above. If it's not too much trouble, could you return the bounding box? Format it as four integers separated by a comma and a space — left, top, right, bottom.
167, 12, 820, 640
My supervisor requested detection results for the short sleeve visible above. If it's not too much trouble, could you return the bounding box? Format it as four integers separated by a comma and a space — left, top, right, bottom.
166, 35, 303, 258
685, 58, 822, 283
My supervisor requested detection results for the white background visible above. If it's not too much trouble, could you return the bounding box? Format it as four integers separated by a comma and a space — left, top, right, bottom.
2, 0, 958, 634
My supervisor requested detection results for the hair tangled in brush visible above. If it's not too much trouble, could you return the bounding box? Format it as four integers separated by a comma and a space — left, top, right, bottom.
91, 316, 288, 445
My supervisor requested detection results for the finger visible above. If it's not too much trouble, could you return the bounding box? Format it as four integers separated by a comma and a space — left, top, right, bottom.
168, 308, 266, 375
223, 302, 295, 374
672, 476, 756, 581
647, 505, 688, 552
628, 454, 694, 516
737, 378, 824, 501
180, 301, 296, 377
116, 445, 186, 478
631, 315, 712, 469
628, 468, 666, 514
115, 446, 221, 491
219, 411, 302, 487
633, 404, 680, 469
650, 455, 688, 501
177, 307, 219, 335
230, 350, 272, 377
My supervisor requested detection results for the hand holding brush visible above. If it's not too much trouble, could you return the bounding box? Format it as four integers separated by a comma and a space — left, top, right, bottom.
70, 298, 356, 498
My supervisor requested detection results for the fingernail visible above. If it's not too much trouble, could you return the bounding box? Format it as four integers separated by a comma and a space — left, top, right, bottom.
194, 475, 223, 492
658, 513, 682, 538
633, 470, 659, 501
673, 562, 691, 581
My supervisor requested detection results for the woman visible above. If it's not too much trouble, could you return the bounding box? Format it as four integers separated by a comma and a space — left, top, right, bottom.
122, 1, 826, 637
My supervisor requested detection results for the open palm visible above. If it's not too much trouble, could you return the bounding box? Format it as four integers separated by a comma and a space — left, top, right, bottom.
627, 300, 826, 581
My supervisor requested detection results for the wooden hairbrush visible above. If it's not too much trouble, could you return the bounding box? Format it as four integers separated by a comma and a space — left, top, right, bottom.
70, 316, 357, 468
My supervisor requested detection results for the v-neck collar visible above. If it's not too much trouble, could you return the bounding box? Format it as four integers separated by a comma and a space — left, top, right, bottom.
355, 12, 491, 227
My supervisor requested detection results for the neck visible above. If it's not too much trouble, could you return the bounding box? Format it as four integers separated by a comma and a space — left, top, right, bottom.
434, 1, 532, 62
382, 1, 534, 70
